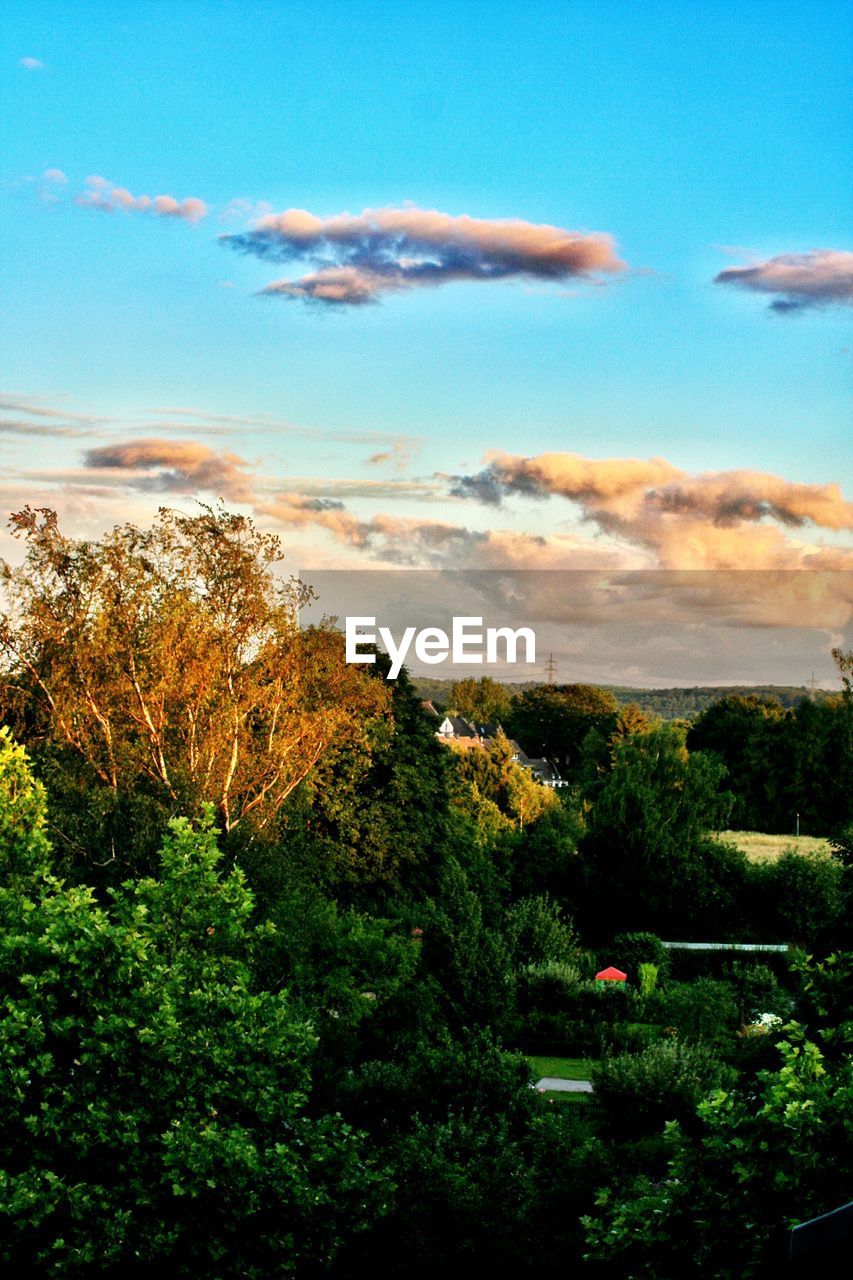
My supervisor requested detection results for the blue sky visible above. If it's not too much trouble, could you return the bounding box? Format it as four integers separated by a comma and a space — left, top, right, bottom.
1, 1, 851, 666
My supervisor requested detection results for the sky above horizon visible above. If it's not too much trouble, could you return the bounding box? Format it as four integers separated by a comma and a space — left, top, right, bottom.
1, 1, 851, 683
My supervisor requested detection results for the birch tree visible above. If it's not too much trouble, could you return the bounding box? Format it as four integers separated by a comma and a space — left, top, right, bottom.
0, 505, 389, 835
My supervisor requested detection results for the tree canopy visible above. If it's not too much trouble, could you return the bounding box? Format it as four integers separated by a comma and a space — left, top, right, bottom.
0, 730, 387, 1276
505, 683, 619, 775
0, 506, 388, 846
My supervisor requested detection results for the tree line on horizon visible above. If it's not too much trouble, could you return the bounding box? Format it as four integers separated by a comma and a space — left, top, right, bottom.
416, 674, 835, 723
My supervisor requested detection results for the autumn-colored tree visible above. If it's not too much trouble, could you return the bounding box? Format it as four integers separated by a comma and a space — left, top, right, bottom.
449, 731, 557, 829
0, 505, 389, 837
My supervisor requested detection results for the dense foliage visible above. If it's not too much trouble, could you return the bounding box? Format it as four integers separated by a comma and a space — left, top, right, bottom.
0, 732, 386, 1276
687, 692, 852, 834
0, 510, 850, 1277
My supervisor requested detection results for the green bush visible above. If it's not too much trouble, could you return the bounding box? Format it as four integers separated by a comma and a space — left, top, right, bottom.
611, 930, 670, 980
592, 1038, 730, 1135
597, 1020, 663, 1055
726, 962, 794, 1025
504, 894, 578, 968
584, 1023, 853, 1277
649, 978, 740, 1048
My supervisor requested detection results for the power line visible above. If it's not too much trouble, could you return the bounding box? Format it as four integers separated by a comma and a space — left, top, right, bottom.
545, 652, 557, 684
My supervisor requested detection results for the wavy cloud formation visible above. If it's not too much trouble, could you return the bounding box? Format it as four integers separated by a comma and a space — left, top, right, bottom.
222, 205, 626, 305
714, 250, 853, 313
448, 451, 853, 570
76, 176, 207, 222
78, 438, 561, 564
84, 439, 254, 499
76, 437, 853, 574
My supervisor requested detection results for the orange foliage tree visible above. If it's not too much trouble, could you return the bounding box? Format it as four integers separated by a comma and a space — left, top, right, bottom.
0, 504, 389, 833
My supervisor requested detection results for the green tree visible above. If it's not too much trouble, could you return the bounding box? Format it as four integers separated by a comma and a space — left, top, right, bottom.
509, 794, 584, 900
747, 850, 844, 949
419, 857, 514, 1032
687, 694, 787, 830
687, 688, 852, 835
338, 1032, 608, 1276
579, 723, 736, 936
0, 731, 387, 1276
449, 675, 513, 724
505, 683, 619, 776
271, 664, 452, 904
503, 893, 578, 970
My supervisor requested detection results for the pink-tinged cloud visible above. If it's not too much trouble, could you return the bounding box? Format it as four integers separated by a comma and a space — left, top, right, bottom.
42, 168, 67, 186
83, 439, 253, 499
448, 451, 853, 570
19, 57, 45, 70
454, 451, 853, 528
76, 178, 208, 222
714, 250, 853, 313
222, 205, 626, 305
261, 266, 405, 305
77, 436, 853, 576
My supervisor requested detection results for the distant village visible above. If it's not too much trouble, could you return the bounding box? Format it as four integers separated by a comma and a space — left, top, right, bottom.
421, 701, 567, 788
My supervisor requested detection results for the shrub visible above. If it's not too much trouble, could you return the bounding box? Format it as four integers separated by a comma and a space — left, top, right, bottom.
649, 978, 740, 1048
726, 962, 794, 1026
584, 1023, 852, 1277
611, 931, 670, 980
638, 962, 659, 998
516, 961, 584, 1019
524, 959, 584, 986
597, 1020, 663, 1056
592, 1038, 730, 1135
504, 894, 579, 968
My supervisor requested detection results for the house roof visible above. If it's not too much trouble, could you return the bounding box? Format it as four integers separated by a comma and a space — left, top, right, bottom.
441, 716, 479, 738
476, 721, 502, 739
523, 757, 562, 782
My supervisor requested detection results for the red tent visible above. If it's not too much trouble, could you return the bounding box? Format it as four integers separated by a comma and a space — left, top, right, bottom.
595, 966, 627, 982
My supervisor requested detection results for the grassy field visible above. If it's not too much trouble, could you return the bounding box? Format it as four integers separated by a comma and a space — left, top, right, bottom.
526, 1055, 594, 1081
717, 831, 832, 863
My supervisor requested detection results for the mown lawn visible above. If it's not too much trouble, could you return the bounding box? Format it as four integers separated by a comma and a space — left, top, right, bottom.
525, 1055, 595, 1081
717, 830, 832, 862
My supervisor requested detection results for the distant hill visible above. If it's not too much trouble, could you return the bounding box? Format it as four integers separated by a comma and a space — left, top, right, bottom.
412, 678, 832, 720
604, 685, 833, 720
